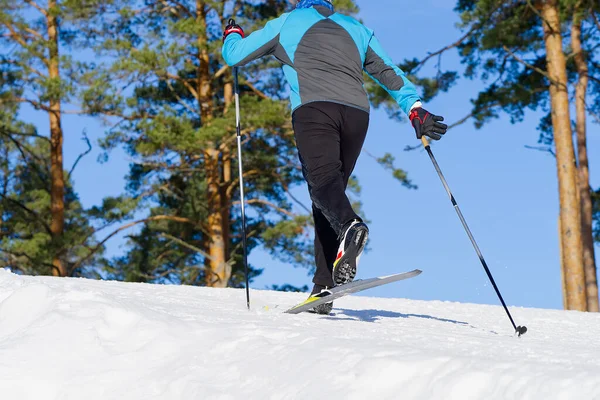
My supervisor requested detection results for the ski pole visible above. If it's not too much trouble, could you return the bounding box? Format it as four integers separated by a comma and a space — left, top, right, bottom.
234, 66, 251, 310
420, 136, 527, 337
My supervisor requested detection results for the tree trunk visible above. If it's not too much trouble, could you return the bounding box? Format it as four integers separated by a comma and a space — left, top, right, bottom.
221, 81, 234, 275
572, 7, 599, 312
196, 0, 230, 287
541, 0, 586, 311
558, 216, 567, 309
207, 83, 234, 287
197, 0, 211, 123
47, 0, 66, 277
205, 148, 229, 287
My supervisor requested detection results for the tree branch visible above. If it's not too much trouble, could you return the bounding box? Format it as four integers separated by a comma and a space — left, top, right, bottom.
159, 232, 215, 265
0, 128, 49, 190
23, 26, 44, 40
2, 58, 45, 77
0, 249, 54, 271
6, 97, 51, 112
411, 3, 505, 74
591, 9, 600, 31
502, 45, 567, 90
68, 131, 92, 179
234, 198, 296, 217
158, 0, 193, 18
445, 101, 501, 130
165, 72, 199, 99
1, 21, 29, 48
0, 127, 50, 143
413, 26, 478, 74
0, 192, 52, 235
24, 0, 48, 17
525, 0, 552, 31
164, 75, 199, 115
70, 215, 195, 274
214, 65, 229, 80
244, 80, 270, 100
525, 144, 556, 157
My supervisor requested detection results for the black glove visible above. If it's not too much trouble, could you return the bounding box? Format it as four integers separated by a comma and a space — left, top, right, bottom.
409, 107, 448, 141
223, 19, 245, 42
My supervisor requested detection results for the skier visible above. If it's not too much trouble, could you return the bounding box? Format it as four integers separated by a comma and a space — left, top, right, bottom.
222, 0, 448, 314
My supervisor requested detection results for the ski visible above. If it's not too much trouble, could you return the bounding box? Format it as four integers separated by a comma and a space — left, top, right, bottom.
285, 269, 422, 314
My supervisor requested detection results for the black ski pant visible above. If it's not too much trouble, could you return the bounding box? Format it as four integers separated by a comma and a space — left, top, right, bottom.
292, 102, 369, 288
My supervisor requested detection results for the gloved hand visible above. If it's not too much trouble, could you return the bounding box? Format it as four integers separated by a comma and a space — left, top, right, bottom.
223, 19, 244, 42
409, 107, 448, 141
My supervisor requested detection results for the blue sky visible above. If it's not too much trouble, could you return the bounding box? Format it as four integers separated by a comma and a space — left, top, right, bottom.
18, 0, 599, 310
253, 0, 600, 310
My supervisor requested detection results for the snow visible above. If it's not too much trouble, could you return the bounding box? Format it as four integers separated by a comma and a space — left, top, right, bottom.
1, 269, 599, 400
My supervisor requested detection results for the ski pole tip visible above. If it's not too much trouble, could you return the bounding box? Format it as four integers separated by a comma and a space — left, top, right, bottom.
516, 326, 527, 337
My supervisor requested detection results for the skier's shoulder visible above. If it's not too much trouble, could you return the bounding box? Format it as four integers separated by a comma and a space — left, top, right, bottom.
329, 12, 373, 37
266, 11, 293, 27
258, 11, 293, 35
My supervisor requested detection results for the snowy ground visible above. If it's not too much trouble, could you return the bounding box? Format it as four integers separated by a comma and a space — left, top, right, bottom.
1, 270, 599, 400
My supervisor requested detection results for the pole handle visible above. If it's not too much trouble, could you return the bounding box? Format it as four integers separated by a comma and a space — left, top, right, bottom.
421, 136, 430, 148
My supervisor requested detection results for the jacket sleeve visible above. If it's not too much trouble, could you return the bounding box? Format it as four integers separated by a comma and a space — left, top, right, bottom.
363, 34, 421, 116
222, 14, 290, 67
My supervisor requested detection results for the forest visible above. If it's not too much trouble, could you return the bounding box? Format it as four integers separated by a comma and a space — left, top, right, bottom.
1, 0, 599, 311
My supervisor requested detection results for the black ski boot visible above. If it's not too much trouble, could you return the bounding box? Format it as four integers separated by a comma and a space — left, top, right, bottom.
307, 284, 333, 315
332, 220, 369, 286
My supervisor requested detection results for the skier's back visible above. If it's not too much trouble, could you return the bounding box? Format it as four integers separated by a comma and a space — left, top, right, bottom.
223, 1, 420, 116
223, 0, 447, 314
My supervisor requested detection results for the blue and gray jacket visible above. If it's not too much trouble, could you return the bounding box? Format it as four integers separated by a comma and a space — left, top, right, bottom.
222, 2, 421, 115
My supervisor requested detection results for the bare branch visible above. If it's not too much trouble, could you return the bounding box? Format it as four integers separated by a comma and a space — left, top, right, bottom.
588, 74, 600, 86
413, 27, 478, 74
158, 0, 193, 18
525, 0, 552, 31
159, 232, 217, 265
284, 188, 311, 214
502, 45, 567, 90
445, 102, 502, 131
525, 145, 556, 157
235, 198, 296, 217
244, 80, 269, 100
23, 0, 48, 17
164, 76, 199, 115
214, 65, 229, 80
2, 58, 45, 77
1, 21, 29, 48
68, 131, 92, 179
23, 26, 44, 40
165, 72, 199, 99
411, 3, 506, 74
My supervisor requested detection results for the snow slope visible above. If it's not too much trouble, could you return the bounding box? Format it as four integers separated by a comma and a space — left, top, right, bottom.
1, 269, 599, 400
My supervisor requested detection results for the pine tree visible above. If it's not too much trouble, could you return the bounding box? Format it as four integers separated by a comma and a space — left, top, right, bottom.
388, 0, 600, 311
0, 98, 100, 276
0, 0, 111, 276
570, 0, 599, 312
81, 0, 366, 287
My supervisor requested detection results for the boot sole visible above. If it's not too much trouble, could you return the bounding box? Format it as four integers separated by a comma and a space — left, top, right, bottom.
308, 302, 333, 315
332, 226, 368, 286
